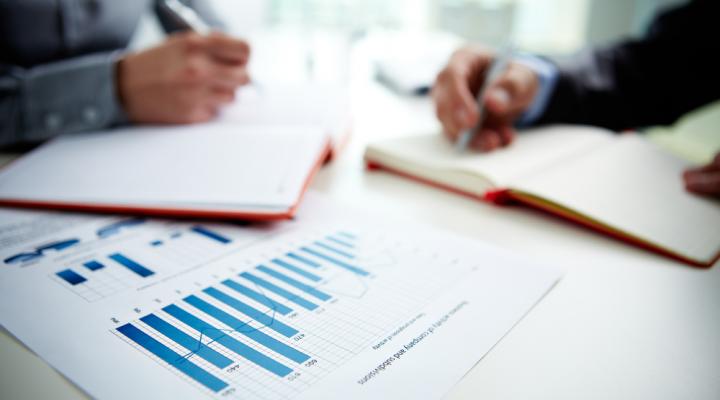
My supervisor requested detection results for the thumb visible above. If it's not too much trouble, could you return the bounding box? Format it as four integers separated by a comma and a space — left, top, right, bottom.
484, 86, 512, 115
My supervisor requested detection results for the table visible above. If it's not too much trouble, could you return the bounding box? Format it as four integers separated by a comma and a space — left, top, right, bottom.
1, 38, 719, 400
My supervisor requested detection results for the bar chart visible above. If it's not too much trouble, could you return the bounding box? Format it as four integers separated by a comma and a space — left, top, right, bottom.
114, 229, 475, 399
51, 224, 239, 302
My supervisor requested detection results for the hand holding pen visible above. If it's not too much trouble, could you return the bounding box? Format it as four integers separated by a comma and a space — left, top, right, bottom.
432, 45, 540, 152
116, 0, 251, 124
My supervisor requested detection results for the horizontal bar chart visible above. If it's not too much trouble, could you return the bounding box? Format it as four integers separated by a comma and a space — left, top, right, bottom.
240, 272, 318, 311
221, 279, 293, 315
271, 258, 322, 282
256, 265, 331, 301
300, 247, 369, 276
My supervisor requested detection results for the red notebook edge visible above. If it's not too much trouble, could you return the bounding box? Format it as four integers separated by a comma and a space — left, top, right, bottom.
365, 159, 718, 268
0, 138, 333, 222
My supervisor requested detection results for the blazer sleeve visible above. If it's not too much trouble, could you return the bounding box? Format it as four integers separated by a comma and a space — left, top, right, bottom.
535, 0, 720, 131
154, 0, 226, 33
0, 52, 126, 147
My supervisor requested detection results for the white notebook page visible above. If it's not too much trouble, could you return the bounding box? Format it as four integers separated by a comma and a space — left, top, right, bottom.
510, 134, 720, 262
0, 124, 328, 211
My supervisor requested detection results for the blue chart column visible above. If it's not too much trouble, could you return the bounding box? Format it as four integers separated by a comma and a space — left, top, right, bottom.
109, 253, 154, 277
117, 323, 228, 393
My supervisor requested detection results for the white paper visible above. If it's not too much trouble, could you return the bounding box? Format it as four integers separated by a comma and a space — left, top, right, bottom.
0, 194, 561, 400
0, 124, 328, 212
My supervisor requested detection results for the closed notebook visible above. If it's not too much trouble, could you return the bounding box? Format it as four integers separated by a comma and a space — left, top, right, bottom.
364, 125, 720, 267
0, 124, 330, 221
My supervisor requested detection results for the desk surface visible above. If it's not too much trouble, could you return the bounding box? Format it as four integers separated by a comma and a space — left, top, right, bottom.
1, 47, 719, 400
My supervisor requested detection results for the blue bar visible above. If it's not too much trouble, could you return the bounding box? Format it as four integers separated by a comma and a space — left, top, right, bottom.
240, 272, 318, 311
191, 226, 231, 244
117, 323, 228, 393
221, 279, 292, 315
83, 260, 105, 271
337, 231, 356, 239
257, 265, 331, 301
272, 259, 322, 282
57, 269, 86, 285
109, 253, 154, 277
184, 295, 309, 364
314, 241, 355, 259
150, 240, 163, 247
286, 252, 320, 269
141, 314, 233, 369
326, 235, 354, 248
203, 287, 298, 337
300, 247, 369, 276
163, 304, 292, 377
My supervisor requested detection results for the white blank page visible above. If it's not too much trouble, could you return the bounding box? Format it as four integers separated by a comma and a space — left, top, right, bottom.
0, 124, 328, 211
511, 134, 720, 263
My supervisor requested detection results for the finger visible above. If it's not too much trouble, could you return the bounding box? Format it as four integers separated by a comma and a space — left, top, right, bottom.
205, 33, 251, 64
469, 128, 502, 152
434, 86, 465, 141
498, 124, 516, 147
684, 171, 720, 196
209, 87, 236, 104
210, 63, 250, 89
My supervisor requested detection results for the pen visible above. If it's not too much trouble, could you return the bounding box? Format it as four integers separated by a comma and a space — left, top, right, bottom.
455, 45, 513, 152
162, 0, 212, 35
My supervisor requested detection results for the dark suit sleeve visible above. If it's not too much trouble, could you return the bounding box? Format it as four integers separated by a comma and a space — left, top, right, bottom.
154, 0, 226, 33
535, 0, 720, 131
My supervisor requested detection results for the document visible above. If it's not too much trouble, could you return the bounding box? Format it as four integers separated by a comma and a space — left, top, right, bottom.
0, 194, 561, 400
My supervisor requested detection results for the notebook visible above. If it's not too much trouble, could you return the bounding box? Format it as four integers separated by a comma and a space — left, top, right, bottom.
0, 124, 330, 220
217, 83, 352, 159
364, 125, 720, 267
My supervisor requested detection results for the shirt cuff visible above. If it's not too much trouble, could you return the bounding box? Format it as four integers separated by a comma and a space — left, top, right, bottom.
21, 51, 126, 142
513, 54, 559, 127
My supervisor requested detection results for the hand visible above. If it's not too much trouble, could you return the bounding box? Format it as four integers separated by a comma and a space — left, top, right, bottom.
432, 45, 539, 151
117, 31, 250, 124
684, 152, 720, 197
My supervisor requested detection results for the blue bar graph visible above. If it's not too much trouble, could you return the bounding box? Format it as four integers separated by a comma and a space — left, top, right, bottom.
314, 241, 355, 259
286, 252, 320, 269
271, 259, 322, 282
203, 287, 298, 337
83, 260, 105, 271
221, 279, 293, 315
184, 295, 309, 364
140, 314, 233, 369
191, 226, 231, 244
300, 247, 369, 277
117, 323, 228, 393
109, 253, 154, 277
163, 304, 292, 377
257, 265, 331, 301
240, 272, 318, 311
57, 269, 86, 285
326, 235, 354, 248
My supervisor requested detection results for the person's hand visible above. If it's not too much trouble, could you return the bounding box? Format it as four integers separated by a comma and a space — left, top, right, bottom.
684, 152, 720, 197
432, 45, 539, 151
117, 31, 250, 124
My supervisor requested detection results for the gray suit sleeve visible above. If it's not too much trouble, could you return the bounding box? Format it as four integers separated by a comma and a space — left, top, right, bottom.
0, 51, 126, 147
154, 0, 226, 33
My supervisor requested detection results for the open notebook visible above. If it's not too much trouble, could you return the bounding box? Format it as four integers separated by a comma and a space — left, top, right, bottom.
365, 125, 720, 267
0, 124, 330, 220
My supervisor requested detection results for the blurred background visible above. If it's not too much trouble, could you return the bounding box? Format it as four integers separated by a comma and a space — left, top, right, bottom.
211, 0, 688, 55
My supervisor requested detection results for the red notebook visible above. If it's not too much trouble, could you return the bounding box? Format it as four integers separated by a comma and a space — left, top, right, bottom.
364, 125, 720, 267
0, 124, 331, 221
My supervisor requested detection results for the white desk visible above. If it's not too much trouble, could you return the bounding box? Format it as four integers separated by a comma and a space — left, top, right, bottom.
1, 45, 719, 400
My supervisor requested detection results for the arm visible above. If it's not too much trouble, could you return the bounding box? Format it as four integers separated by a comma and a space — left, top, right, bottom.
0, 53, 125, 147
536, 0, 720, 130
